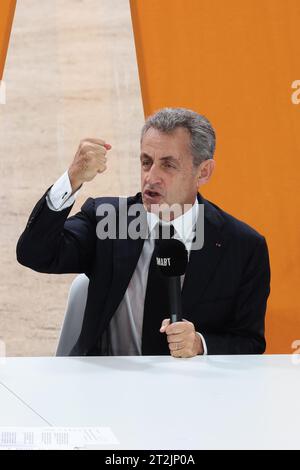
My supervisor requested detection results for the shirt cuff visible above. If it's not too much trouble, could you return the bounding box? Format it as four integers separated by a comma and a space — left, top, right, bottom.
46, 171, 81, 211
196, 332, 208, 355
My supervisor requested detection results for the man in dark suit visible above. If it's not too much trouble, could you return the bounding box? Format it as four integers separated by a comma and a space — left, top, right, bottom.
17, 108, 270, 357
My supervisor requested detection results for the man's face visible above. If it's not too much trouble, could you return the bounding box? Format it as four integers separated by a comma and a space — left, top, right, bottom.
140, 127, 201, 217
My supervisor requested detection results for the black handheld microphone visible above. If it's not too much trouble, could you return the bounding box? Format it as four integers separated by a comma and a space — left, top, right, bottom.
155, 239, 188, 323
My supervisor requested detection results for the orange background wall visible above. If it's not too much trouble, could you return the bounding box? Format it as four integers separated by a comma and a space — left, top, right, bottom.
130, 0, 300, 353
0, 0, 16, 80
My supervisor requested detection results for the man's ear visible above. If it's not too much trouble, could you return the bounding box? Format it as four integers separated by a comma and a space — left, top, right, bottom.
197, 159, 215, 186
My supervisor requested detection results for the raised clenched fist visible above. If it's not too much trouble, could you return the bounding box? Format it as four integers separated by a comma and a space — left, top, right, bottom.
68, 138, 112, 192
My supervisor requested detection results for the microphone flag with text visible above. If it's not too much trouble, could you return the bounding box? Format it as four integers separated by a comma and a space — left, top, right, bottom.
155, 238, 188, 323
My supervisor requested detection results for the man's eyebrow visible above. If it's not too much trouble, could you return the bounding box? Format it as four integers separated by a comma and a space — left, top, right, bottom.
140, 153, 179, 163
160, 155, 179, 163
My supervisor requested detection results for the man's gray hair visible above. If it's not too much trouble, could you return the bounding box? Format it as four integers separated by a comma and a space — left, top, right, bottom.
141, 107, 216, 166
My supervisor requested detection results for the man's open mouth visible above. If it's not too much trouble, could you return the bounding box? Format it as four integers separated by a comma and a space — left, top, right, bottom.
144, 190, 162, 198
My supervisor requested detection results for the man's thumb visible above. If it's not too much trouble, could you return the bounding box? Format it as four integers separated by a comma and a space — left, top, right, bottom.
160, 319, 170, 332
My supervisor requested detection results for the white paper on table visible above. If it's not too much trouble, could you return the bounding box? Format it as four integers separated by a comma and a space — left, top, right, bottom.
0, 427, 119, 449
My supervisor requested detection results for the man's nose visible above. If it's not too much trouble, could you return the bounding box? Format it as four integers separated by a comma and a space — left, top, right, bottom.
146, 163, 163, 185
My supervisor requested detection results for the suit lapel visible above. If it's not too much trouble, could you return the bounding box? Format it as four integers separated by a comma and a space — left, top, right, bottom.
182, 194, 230, 314
104, 194, 146, 319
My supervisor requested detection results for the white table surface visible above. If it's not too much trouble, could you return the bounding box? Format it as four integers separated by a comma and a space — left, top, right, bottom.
0, 355, 299, 450
0, 382, 46, 426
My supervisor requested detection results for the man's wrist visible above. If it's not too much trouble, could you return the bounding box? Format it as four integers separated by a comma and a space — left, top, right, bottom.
196, 332, 208, 355
68, 167, 83, 193
195, 332, 204, 355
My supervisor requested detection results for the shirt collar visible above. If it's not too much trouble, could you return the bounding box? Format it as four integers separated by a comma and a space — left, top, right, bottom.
146, 196, 199, 245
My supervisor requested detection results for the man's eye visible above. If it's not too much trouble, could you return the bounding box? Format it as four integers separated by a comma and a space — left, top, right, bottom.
142, 160, 151, 166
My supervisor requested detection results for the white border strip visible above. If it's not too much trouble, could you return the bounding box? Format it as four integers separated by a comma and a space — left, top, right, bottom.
0, 80, 6, 104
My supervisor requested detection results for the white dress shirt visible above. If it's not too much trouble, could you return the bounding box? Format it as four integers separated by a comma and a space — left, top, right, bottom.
47, 172, 208, 355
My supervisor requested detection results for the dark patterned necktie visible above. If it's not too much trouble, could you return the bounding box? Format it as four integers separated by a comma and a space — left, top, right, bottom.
141, 223, 175, 355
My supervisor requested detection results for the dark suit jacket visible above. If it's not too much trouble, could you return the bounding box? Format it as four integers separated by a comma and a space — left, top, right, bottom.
16, 191, 270, 356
